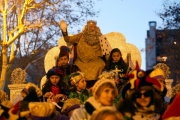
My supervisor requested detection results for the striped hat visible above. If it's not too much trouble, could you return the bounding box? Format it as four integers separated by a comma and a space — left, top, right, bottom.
122, 62, 162, 99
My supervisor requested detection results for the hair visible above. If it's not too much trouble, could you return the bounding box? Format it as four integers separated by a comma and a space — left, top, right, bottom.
90, 109, 124, 120
117, 86, 163, 115
105, 48, 128, 71
61, 98, 80, 115
83, 23, 101, 46
42, 73, 67, 95
95, 82, 118, 100
59, 54, 69, 59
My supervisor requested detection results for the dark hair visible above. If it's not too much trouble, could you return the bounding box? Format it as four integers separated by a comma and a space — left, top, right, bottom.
105, 48, 127, 71
70, 87, 89, 98
59, 54, 69, 59
20, 86, 40, 111
42, 73, 67, 95
117, 86, 163, 115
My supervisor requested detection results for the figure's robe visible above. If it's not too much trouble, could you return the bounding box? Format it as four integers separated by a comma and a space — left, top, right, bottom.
63, 32, 105, 80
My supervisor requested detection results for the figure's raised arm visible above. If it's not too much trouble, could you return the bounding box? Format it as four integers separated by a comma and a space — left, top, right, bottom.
60, 20, 82, 43
60, 20, 67, 32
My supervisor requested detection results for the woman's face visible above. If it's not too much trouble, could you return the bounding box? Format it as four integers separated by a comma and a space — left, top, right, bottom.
50, 75, 60, 85
98, 87, 115, 106
135, 90, 152, 107
112, 52, 121, 63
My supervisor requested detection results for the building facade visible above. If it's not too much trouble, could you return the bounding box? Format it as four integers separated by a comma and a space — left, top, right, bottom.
146, 21, 180, 86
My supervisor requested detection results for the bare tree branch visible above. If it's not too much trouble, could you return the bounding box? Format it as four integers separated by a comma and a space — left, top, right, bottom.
24, 55, 45, 71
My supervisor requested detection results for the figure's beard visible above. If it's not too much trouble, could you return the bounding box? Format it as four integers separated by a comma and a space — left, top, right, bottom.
83, 27, 101, 46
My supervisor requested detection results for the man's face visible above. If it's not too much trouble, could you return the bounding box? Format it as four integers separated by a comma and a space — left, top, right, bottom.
89, 24, 96, 31
58, 55, 69, 66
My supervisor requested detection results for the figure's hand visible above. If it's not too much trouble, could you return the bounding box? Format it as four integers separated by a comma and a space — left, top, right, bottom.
60, 19, 67, 32
44, 92, 53, 98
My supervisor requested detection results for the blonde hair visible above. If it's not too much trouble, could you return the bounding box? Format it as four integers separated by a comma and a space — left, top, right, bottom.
90, 108, 124, 120
61, 98, 80, 114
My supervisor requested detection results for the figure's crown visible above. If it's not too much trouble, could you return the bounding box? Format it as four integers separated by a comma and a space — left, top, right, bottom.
87, 20, 97, 25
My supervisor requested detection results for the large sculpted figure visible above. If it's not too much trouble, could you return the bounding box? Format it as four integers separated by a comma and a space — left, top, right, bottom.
60, 20, 110, 82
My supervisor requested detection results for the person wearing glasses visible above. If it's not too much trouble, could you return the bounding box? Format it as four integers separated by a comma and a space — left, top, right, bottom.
117, 67, 163, 120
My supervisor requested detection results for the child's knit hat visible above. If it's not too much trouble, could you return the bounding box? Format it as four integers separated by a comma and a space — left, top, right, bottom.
92, 79, 117, 97
69, 72, 84, 85
59, 46, 70, 58
46, 67, 64, 79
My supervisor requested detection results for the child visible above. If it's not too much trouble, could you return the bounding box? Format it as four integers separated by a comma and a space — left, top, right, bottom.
57, 46, 79, 76
57, 46, 80, 90
105, 48, 130, 93
42, 67, 67, 106
68, 72, 90, 104
70, 79, 118, 120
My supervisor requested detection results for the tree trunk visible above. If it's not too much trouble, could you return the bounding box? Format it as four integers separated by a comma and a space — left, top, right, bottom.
1, 1, 8, 90
1, 46, 8, 90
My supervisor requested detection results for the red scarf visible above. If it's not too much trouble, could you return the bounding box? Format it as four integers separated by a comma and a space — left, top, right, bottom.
51, 86, 60, 95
